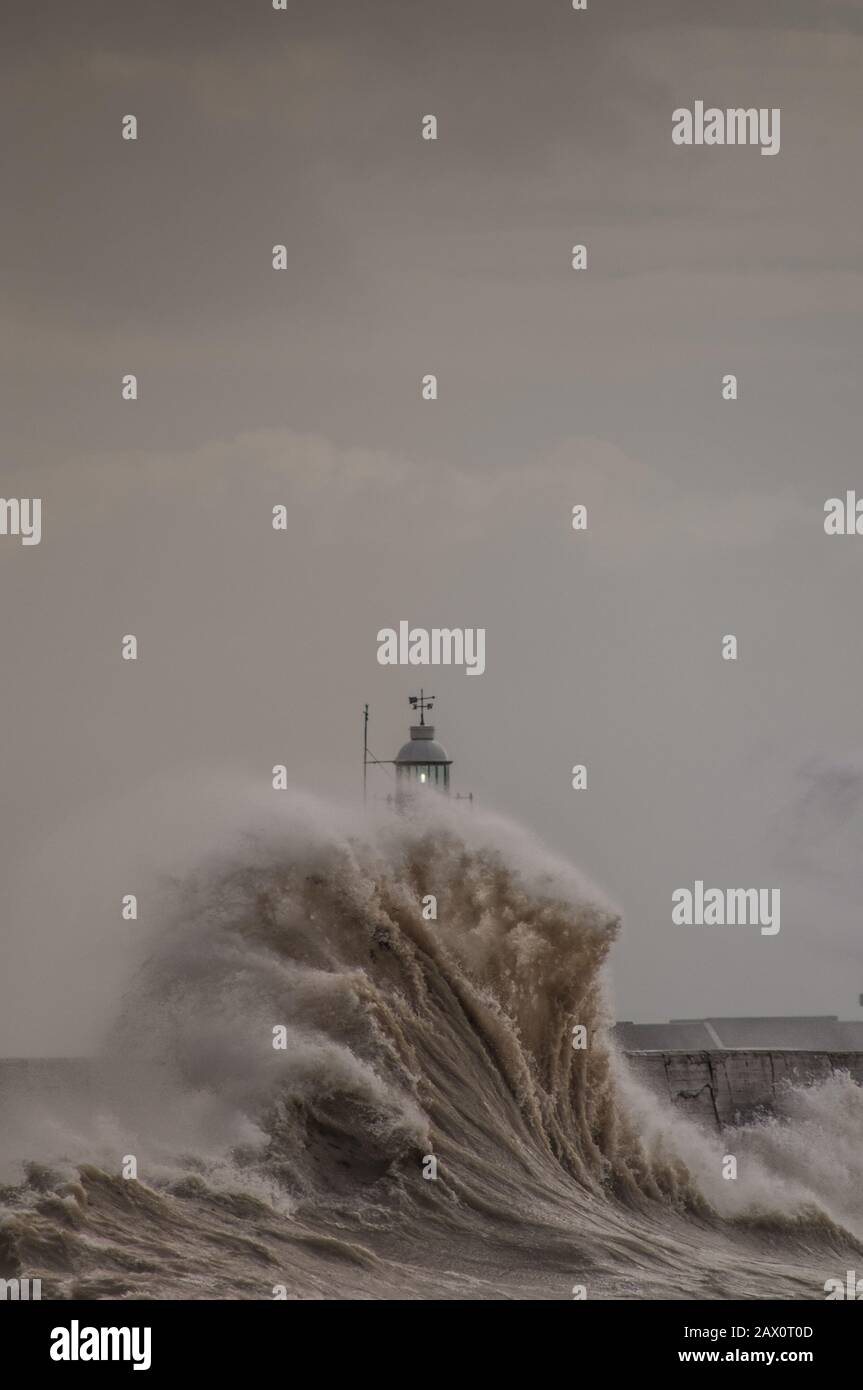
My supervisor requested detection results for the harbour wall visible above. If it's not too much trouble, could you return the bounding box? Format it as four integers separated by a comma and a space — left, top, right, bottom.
1, 1052, 862, 1133
625, 1049, 863, 1129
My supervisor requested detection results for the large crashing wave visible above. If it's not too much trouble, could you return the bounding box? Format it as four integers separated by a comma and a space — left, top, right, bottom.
106, 795, 698, 1213
0, 793, 861, 1299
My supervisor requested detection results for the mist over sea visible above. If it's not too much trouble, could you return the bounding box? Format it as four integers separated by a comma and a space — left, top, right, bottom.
1, 793, 860, 1300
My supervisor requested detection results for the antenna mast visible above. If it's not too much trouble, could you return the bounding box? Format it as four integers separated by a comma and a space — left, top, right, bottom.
363, 703, 369, 804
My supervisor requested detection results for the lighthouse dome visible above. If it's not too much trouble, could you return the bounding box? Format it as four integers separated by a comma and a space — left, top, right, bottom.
394, 725, 451, 765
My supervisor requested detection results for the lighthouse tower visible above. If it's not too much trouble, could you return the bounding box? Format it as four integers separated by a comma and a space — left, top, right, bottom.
394, 691, 452, 795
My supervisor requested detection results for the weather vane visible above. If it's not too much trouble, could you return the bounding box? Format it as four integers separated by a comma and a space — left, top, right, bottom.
408, 690, 435, 726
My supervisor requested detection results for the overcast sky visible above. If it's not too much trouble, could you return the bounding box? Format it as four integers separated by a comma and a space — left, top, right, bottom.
2, 0, 863, 1053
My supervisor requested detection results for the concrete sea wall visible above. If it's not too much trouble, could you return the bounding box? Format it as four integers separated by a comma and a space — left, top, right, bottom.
1, 1053, 862, 1135
625, 1049, 863, 1129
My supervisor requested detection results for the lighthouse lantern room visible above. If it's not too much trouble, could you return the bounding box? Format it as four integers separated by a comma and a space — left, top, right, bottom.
394, 691, 452, 792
